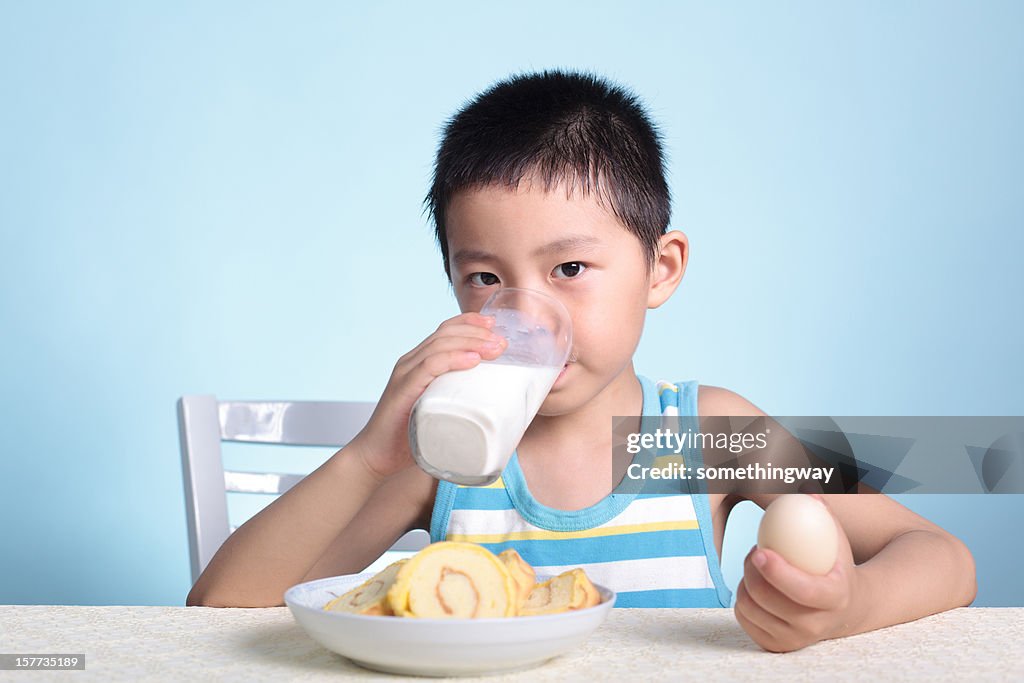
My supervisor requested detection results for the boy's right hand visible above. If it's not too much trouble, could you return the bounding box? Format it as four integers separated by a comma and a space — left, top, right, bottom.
346, 312, 508, 482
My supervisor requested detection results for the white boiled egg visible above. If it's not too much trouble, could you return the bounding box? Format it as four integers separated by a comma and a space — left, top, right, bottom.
757, 494, 838, 575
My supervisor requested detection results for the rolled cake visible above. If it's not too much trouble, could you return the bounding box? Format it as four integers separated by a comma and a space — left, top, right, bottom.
519, 568, 601, 616
323, 558, 407, 615
387, 541, 516, 618
498, 548, 536, 611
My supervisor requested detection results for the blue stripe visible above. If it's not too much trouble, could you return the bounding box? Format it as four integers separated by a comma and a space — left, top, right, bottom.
682, 381, 734, 609
450, 487, 513, 510
430, 480, 458, 543
633, 493, 690, 499
468, 529, 706, 566
614, 588, 722, 608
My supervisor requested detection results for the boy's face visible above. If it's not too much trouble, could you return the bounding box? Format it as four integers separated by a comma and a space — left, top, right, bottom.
445, 178, 655, 416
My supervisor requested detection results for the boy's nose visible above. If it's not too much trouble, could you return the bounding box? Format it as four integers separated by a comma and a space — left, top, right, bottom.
492, 283, 573, 323
496, 283, 568, 309
500, 280, 553, 296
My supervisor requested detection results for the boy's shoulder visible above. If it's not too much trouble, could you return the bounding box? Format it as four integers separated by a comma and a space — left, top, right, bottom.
696, 384, 765, 418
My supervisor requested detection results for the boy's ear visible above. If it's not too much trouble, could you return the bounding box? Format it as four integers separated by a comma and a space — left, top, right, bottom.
647, 230, 688, 309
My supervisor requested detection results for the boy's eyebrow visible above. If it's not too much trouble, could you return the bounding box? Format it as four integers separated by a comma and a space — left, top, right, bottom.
451, 235, 603, 267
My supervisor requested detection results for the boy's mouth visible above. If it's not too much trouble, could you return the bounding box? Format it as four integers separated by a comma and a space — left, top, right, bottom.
554, 353, 577, 384
556, 361, 573, 383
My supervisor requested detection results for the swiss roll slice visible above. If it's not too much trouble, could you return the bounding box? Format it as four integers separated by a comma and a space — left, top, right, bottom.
324, 558, 407, 615
387, 541, 516, 618
519, 568, 601, 616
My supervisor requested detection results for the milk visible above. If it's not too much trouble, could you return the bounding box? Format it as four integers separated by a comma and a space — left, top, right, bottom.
409, 361, 561, 486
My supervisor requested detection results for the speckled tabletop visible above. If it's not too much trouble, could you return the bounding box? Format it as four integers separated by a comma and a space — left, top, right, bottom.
1, 606, 1021, 682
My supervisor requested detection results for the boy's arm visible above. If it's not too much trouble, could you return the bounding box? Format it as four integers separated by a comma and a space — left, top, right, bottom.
699, 385, 977, 652
300, 465, 437, 583
185, 439, 420, 607
740, 493, 976, 646
187, 311, 507, 608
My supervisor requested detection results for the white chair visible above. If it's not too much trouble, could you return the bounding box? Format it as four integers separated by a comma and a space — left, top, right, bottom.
177, 395, 429, 583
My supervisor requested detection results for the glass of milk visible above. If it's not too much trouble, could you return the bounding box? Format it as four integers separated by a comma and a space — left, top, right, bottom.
408, 288, 573, 486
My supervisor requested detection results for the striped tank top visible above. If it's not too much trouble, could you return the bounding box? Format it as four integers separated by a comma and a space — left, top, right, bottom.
429, 375, 732, 608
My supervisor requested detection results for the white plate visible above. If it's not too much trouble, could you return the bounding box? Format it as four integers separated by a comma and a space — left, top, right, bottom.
285, 572, 616, 677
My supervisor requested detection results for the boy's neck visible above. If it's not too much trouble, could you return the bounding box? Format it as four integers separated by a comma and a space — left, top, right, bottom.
515, 364, 643, 510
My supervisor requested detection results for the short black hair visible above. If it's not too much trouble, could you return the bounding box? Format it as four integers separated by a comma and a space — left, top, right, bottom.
425, 69, 671, 280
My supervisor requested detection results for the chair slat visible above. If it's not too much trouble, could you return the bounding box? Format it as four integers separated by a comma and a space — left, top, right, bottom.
224, 470, 304, 495
219, 400, 375, 446
178, 396, 231, 583
180, 395, 426, 585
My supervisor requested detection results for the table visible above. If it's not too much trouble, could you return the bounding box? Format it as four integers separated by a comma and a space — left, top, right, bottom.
1, 606, 1021, 681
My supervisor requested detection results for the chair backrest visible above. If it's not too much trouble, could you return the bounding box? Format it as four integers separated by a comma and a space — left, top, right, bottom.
177, 395, 429, 583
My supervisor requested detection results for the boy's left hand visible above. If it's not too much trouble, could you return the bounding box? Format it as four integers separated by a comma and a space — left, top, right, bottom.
735, 497, 865, 653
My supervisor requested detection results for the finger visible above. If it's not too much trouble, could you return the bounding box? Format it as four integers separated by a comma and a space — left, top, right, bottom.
400, 349, 484, 390
395, 314, 496, 365
399, 324, 504, 366
742, 547, 815, 623
437, 312, 496, 332
734, 592, 784, 653
407, 331, 507, 368
735, 578, 792, 637
400, 335, 507, 376
752, 547, 845, 611
434, 322, 503, 338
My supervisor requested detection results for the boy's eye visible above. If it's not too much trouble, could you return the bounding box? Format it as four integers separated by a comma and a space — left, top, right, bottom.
552, 262, 587, 279
469, 272, 500, 287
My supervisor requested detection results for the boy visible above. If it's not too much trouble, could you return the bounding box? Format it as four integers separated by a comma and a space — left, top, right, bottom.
187, 70, 976, 653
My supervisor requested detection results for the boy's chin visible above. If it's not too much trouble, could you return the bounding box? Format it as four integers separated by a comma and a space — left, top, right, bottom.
537, 370, 586, 416
536, 401, 574, 418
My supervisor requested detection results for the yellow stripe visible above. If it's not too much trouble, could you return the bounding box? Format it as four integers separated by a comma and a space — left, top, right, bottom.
446, 519, 699, 544
458, 476, 505, 490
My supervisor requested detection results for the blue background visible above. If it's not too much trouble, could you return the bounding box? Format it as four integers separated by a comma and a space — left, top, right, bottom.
1, 1, 1021, 606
